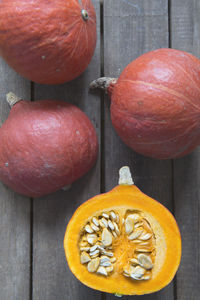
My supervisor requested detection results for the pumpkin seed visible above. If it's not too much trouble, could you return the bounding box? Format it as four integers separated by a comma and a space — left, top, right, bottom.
90, 249, 100, 257
108, 220, 115, 231
130, 273, 141, 280
100, 261, 112, 267
139, 242, 150, 246
87, 234, 97, 245
130, 266, 145, 279
100, 256, 110, 264
142, 275, 151, 280
80, 241, 88, 247
90, 245, 98, 252
128, 213, 140, 223
135, 222, 143, 228
139, 233, 152, 240
97, 245, 106, 252
91, 223, 99, 232
137, 254, 153, 270
106, 265, 114, 273
110, 257, 116, 263
85, 224, 94, 233
80, 247, 90, 252
90, 253, 99, 258
102, 251, 114, 257
115, 214, 119, 223
87, 258, 100, 273
123, 265, 135, 275
112, 231, 118, 238
97, 266, 107, 276
130, 258, 138, 265
92, 217, 99, 227
125, 217, 134, 234
102, 218, 109, 227
99, 219, 106, 228
128, 230, 143, 240
113, 222, 120, 235
101, 228, 113, 246
136, 248, 152, 253
110, 211, 116, 221
102, 213, 109, 219
132, 239, 143, 244
81, 251, 91, 264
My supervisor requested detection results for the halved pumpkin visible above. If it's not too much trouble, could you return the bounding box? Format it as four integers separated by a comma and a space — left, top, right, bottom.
64, 167, 181, 295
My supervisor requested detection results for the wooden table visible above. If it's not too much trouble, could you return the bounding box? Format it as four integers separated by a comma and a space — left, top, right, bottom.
0, 0, 199, 299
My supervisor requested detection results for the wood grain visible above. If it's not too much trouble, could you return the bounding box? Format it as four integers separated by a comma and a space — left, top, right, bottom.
171, 0, 200, 299
0, 0, 200, 299
103, 0, 174, 299
0, 59, 31, 299
31, 1, 101, 299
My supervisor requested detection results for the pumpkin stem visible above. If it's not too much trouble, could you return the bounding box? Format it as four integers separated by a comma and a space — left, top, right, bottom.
6, 92, 22, 107
81, 9, 89, 21
118, 166, 134, 186
89, 77, 117, 96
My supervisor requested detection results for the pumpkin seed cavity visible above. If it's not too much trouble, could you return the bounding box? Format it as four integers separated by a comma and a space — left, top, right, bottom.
79, 210, 155, 281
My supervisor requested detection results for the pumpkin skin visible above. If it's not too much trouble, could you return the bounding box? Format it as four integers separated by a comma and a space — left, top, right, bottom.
90, 48, 200, 159
64, 167, 181, 295
0, 95, 98, 197
0, 0, 96, 84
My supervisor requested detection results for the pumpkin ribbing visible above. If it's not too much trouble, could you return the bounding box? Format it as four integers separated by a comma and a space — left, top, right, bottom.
0, 0, 97, 84
90, 48, 200, 159
0, 93, 98, 197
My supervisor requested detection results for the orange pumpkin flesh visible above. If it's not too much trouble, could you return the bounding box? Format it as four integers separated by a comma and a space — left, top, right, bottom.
64, 167, 181, 295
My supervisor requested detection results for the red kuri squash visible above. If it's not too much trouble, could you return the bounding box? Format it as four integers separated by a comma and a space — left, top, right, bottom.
0, 93, 98, 197
90, 48, 200, 159
0, 0, 96, 84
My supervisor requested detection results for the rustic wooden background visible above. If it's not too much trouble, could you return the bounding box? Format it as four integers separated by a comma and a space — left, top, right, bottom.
0, 0, 200, 299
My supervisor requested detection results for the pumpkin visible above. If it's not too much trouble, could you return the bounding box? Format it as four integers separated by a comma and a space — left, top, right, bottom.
64, 166, 181, 296
0, 93, 98, 197
90, 48, 200, 159
0, 0, 96, 84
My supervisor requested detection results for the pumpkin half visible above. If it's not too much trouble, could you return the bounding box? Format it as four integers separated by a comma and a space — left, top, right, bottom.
90, 48, 200, 159
0, 0, 96, 84
64, 167, 181, 295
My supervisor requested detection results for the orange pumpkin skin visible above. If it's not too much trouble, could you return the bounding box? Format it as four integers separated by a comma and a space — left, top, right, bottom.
0, 96, 98, 197
0, 0, 96, 84
64, 169, 181, 295
91, 48, 200, 159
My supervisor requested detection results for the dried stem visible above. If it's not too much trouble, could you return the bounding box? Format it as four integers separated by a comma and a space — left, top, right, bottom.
89, 77, 117, 93
118, 166, 134, 185
6, 92, 22, 107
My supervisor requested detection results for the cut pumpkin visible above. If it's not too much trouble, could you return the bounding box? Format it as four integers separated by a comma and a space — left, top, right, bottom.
64, 167, 181, 295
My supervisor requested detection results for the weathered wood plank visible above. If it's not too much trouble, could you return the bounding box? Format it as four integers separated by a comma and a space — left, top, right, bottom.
32, 1, 101, 299
171, 0, 200, 299
0, 59, 31, 299
103, 0, 174, 299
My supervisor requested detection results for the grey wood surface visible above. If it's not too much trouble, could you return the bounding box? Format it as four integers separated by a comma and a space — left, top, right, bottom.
0, 60, 31, 299
103, 1, 173, 299
171, 0, 200, 299
0, 0, 199, 299
31, 0, 101, 299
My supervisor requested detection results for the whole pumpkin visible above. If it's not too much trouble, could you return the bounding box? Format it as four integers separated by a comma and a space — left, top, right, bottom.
90, 48, 200, 159
0, 93, 98, 197
0, 0, 96, 84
